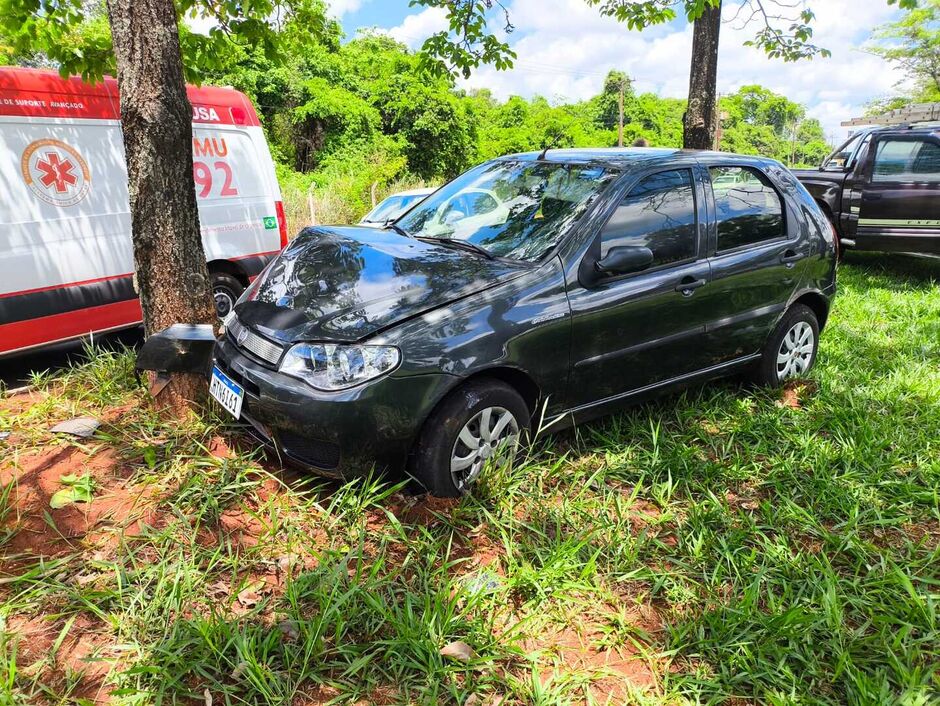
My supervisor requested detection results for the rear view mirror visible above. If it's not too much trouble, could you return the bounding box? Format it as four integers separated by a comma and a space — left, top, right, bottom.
594, 246, 654, 276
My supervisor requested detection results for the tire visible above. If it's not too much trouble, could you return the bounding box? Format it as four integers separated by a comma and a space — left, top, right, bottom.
409, 379, 530, 497
750, 303, 820, 387
211, 272, 244, 320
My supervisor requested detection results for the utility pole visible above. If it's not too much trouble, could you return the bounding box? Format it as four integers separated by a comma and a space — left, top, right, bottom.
713, 92, 722, 151
617, 78, 625, 147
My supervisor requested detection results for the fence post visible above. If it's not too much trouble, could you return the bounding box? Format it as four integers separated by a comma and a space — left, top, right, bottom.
307, 192, 317, 226
370, 181, 378, 207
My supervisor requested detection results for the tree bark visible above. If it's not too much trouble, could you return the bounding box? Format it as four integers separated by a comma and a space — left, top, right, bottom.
105, 0, 215, 414
684, 0, 722, 150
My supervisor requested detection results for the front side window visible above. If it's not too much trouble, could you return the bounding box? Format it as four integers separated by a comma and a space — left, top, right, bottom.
599, 169, 698, 268
873, 139, 940, 182
397, 161, 617, 261
711, 166, 785, 251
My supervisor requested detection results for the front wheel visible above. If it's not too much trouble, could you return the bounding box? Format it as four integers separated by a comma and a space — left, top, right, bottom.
750, 303, 820, 387
409, 379, 530, 497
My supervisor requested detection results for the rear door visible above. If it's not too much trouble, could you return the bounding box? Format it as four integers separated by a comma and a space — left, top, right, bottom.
854, 133, 940, 253
701, 163, 805, 363
565, 167, 712, 408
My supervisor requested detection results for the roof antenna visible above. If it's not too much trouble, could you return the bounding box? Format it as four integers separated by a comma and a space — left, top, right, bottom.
537, 130, 566, 161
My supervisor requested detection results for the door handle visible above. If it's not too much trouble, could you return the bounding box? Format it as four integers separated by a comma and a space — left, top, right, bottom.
862, 193, 882, 201
780, 250, 803, 268
675, 276, 706, 296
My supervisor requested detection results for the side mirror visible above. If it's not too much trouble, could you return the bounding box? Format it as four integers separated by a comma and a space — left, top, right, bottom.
594, 246, 654, 277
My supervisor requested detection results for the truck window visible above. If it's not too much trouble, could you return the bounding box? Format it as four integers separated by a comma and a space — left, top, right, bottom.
873, 139, 940, 182
710, 166, 785, 251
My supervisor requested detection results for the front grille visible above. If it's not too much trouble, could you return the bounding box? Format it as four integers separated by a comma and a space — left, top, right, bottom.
228, 317, 283, 366
278, 430, 341, 470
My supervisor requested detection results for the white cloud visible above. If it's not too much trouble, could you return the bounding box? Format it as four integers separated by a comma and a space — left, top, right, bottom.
326, 0, 369, 18
386, 6, 449, 48
384, 0, 909, 143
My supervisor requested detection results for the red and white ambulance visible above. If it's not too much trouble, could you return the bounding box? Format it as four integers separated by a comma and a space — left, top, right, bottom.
0, 67, 288, 357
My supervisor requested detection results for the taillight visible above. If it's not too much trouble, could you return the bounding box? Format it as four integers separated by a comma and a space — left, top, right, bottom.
275, 200, 289, 249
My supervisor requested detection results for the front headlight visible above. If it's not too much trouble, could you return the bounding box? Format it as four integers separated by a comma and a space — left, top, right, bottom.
279, 343, 401, 391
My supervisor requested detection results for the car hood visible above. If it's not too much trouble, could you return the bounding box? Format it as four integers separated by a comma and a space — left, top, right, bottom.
790, 167, 844, 184
234, 225, 526, 343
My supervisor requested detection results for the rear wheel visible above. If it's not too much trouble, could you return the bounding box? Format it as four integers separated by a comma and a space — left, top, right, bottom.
211, 272, 243, 320
751, 303, 820, 387
409, 379, 530, 497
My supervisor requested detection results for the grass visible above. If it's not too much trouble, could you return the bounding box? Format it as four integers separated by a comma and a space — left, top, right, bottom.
0, 253, 937, 705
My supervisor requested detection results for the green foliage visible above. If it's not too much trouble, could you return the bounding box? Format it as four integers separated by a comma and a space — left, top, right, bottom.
867, 0, 940, 108
720, 84, 830, 167
0, 0, 338, 82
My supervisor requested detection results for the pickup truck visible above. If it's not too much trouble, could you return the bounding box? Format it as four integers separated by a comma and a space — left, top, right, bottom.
792, 124, 940, 255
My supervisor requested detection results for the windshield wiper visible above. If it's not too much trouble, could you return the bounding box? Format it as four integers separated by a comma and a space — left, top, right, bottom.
383, 221, 410, 238
415, 236, 495, 260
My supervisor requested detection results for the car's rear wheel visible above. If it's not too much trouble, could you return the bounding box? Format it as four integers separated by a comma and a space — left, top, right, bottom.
211, 272, 244, 320
409, 379, 530, 497
751, 303, 820, 387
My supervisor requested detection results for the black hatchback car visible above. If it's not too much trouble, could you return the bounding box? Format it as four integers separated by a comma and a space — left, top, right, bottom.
210, 149, 837, 496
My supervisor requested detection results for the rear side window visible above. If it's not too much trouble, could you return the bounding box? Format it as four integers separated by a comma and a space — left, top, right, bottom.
600, 169, 697, 267
710, 166, 785, 251
873, 139, 940, 182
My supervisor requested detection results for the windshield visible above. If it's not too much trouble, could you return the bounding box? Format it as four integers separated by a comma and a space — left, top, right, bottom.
362, 194, 426, 223
396, 160, 617, 261
822, 131, 870, 170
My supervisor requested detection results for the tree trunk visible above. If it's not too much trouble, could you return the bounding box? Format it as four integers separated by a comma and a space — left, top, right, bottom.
106, 0, 215, 414
684, 0, 722, 150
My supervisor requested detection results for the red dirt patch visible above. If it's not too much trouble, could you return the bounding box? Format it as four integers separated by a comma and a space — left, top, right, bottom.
1, 443, 155, 561
8, 612, 116, 704
521, 618, 660, 702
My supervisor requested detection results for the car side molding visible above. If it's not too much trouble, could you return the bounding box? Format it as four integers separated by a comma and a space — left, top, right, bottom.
551, 353, 762, 424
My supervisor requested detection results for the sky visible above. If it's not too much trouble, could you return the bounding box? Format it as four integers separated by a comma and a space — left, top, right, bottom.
325, 0, 911, 144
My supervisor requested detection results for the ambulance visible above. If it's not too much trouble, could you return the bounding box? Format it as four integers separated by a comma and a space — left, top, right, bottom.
0, 67, 288, 357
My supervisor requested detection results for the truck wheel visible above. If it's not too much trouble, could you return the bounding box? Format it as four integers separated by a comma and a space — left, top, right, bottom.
409, 379, 530, 497
211, 272, 243, 319
750, 304, 820, 388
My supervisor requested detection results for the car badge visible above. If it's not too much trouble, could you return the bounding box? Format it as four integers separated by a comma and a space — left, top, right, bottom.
236, 328, 249, 346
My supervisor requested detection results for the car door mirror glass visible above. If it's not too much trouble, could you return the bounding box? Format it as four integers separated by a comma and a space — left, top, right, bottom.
594, 246, 654, 276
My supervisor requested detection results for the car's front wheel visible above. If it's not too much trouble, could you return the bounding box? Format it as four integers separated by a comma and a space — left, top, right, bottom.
409, 379, 530, 497
751, 303, 820, 387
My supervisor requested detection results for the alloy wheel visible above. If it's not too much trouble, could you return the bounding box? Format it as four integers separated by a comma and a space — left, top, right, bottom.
450, 406, 520, 493
776, 320, 814, 380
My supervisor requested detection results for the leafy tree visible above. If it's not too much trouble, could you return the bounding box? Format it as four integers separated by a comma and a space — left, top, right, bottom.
867, 0, 940, 106
719, 85, 828, 166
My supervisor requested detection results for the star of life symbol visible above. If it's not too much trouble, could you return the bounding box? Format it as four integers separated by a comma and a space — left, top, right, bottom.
21, 139, 91, 207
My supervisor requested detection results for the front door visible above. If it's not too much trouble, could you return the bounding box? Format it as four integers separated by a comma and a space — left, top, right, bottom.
565, 167, 712, 410
855, 135, 940, 254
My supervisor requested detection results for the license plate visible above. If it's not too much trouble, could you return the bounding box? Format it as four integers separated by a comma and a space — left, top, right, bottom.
209, 365, 244, 419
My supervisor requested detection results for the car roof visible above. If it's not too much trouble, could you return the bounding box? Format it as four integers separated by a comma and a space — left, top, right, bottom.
499, 147, 767, 170
386, 187, 436, 198
854, 124, 940, 138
